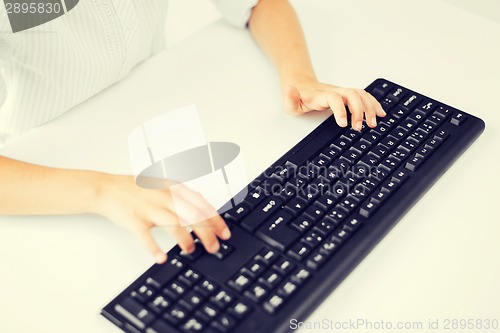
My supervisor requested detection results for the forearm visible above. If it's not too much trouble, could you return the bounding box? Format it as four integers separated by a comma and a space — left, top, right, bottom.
249, 0, 317, 87
0, 156, 104, 215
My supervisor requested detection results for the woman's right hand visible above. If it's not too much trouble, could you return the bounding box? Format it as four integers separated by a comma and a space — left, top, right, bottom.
93, 174, 231, 264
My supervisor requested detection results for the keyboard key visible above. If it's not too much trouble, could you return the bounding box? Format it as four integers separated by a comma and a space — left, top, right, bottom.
390, 126, 408, 141
392, 107, 411, 119
387, 87, 408, 102
322, 145, 341, 160
415, 146, 433, 160
371, 143, 390, 159
297, 184, 322, 203
359, 201, 379, 218
301, 230, 324, 248
379, 116, 398, 129
194, 279, 218, 297
391, 170, 410, 184
210, 290, 234, 309
211, 313, 237, 332
405, 156, 424, 172
146, 257, 185, 289
371, 81, 393, 99
131, 284, 155, 302
179, 268, 202, 287
434, 105, 453, 119
115, 298, 155, 329
147, 319, 176, 333
242, 259, 266, 278
180, 317, 205, 333
343, 217, 362, 232
240, 196, 283, 233
400, 118, 418, 132
278, 280, 299, 298
195, 303, 220, 323
315, 220, 335, 236
401, 94, 422, 111
213, 242, 233, 260
273, 257, 296, 276
434, 129, 450, 141
303, 204, 326, 221
244, 283, 268, 303
352, 138, 372, 153
420, 119, 436, 133
223, 202, 251, 223
380, 96, 396, 111
263, 294, 285, 314
331, 228, 350, 243
362, 130, 381, 145
289, 216, 314, 234
306, 251, 328, 270
331, 136, 350, 152
425, 137, 443, 150
227, 301, 252, 320
259, 269, 282, 289
148, 295, 171, 314
256, 212, 300, 251
287, 243, 311, 261
370, 188, 390, 204
314, 192, 338, 210
391, 146, 410, 160
254, 248, 279, 266
164, 280, 188, 300
283, 196, 307, 217
290, 268, 312, 285
179, 290, 204, 311
401, 137, 419, 152
451, 112, 467, 126
244, 186, 266, 209
228, 272, 252, 292
416, 100, 437, 114
163, 305, 189, 326
319, 239, 340, 256
179, 241, 205, 263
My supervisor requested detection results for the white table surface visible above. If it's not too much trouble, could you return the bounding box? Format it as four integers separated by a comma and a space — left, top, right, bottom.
1, 1, 499, 332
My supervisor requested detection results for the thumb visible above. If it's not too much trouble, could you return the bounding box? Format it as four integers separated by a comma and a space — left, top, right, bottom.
136, 226, 167, 264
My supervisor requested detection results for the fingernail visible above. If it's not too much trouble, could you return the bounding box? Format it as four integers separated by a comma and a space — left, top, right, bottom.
355, 121, 362, 131
156, 253, 166, 264
210, 242, 220, 253
339, 118, 347, 127
380, 109, 387, 116
185, 245, 195, 254
222, 228, 231, 240
371, 117, 377, 127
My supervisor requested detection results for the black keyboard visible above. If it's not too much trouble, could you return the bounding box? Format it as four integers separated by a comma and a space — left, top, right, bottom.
101, 79, 485, 333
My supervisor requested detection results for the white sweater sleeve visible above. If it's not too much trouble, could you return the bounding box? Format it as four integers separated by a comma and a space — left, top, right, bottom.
211, 0, 260, 28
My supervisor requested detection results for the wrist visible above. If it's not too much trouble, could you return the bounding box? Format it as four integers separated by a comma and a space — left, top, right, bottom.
280, 72, 318, 90
88, 172, 116, 216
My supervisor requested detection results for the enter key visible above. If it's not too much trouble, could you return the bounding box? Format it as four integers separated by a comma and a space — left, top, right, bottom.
256, 211, 300, 251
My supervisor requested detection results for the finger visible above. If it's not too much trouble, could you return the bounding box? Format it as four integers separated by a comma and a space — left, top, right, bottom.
326, 92, 348, 127
170, 225, 196, 254
172, 185, 231, 240
284, 85, 303, 115
145, 208, 196, 254
192, 220, 220, 254
368, 93, 387, 117
360, 91, 378, 128
135, 225, 167, 264
342, 90, 364, 131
